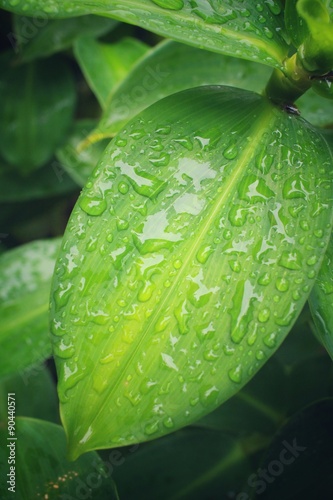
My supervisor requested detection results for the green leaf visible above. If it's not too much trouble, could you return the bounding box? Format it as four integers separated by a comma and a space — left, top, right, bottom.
0, 239, 61, 380
245, 399, 333, 499
0, 159, 78, 202
112, 428, 252, 500
0, 418, 118, 499
56, 120, 111, 186
89, 40, 272, 141
0, 365, 59, 423
13, 14, 118, 62
309, 232, 333, 359
51, 86, 333, 459
284, 0, 311, 47
74, 37, 149, 109
0, 55, 76, 173
297, 87, 333, 127
0, 0, 289, 69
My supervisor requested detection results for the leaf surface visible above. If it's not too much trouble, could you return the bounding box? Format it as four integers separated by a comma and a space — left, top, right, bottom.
74, 37, 149, 109
51, 86, 333, 458
0, 0, 289, 69
0, 418, 118, 499
0, 55, 76, 173
0, 239, 61, 379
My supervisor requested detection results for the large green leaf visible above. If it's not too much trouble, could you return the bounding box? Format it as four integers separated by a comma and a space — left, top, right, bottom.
51, 86, 333, 459
0, 418, 118, 499
13, 14, 117, 62
0, 239, 61, 379
88, 40, 272, 142
0, 54, 76, 173
0, 0, 289, 69
74, 36, 149, 109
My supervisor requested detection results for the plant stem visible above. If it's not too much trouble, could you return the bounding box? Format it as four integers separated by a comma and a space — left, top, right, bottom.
264, 53, 312, 104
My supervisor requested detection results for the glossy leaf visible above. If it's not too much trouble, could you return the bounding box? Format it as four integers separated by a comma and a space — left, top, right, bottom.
246, 399, 333, 499
0, 55, 76, 173
0, 159, 78, 202
0, 0, 289, 69
88, 40, 272, 141
0, 418, 118, 499
51, 86, 333, 459
13, 14, 117, 62
74, 37, 149, 109
113, 428, 251, 500
56, 120, 110, 186
309, 234, 333, 360
284, 0, 309, 47
0, 239, 61, 379
0, 365, 59, 424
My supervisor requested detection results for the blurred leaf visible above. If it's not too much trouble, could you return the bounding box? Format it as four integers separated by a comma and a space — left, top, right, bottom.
112, 427, 252, 500
0, 159, 78, 203
89, 40, 272, 141
0, 418, 118, 499
309, 234, 333, 360
13, 14, 118, 62
0, 55, 76, 173
50, 86, 333, 459
0, 0, 289, 69
247, 399, 333, 499
297, 87, 333, 127
74, 36, 149, 109
0, 239, 61, 380
0, 364, 59, 424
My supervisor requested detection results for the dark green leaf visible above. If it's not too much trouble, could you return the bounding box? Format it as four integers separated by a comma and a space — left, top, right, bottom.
89, 40, 272, 141
74, 36, 149, 109
0, 0, 289, 69
0, 365, 59, 424
247, 399, 333, 499
297, 87, 333, 127
112, 428, 251, 500
0, 418, 118, 499
0, 239, 61, 380
0, 55, 76, 173
0, 159, 78, 203
13, 14, 118, 62
51, 86, 333, 458
56, 120, 110, 186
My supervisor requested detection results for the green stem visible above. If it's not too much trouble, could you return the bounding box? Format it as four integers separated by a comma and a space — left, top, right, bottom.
264, 53, 312, 104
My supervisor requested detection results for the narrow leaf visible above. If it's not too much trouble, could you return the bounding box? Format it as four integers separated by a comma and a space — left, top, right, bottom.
0, 0, 289, 69
13, 14, 117, 62
74, 37, 149, 109
0, 239, 61, 379
0, 418, 118, 499
50, 86, 333, 459
0, 55, 76, 173
89, 40, 272, 141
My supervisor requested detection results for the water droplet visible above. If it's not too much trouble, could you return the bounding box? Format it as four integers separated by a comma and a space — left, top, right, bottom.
229, 260, 241, 273
174, 301, 190, 335
238, 174, 275, 203
228, 365, 243, 383
307, 255, 318, 266
196, 244, 213, 264
228, 205, 248, 227
79, 194, 107, 216
256, 350, 265, 360
258, 272, 271, 286
163, 416, 174, 428
258, 308, 270, 323
265, 0, 281, 15
279, 250, 302, 270
203, 349, 219, 361
199, 385, 219, 407
173, 259, 182, 269
118, 182, 129, 194
275, 277, 289, 292
283, 175, 311, 200
263, 332, 277, 348
314, 229, 323, 238
144, 421, 159, 435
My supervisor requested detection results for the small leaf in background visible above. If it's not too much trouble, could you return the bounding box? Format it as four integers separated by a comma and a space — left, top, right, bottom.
89, 40, 272, 141
244, 399, 333, 499
56, 120, 111, 186
0, 418, 119, 499
112, 427, 252, 500
13, 14, 118, 62
309, 235, 333, 360
297, 87, 333, 127
0, 0, 289, 69
0, 55, 76, 173
74, 36, 149, 109
0, 364, 59, 424
51, 86, 333, 458
0, 239, 61, 380
0, 158, 78, 203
